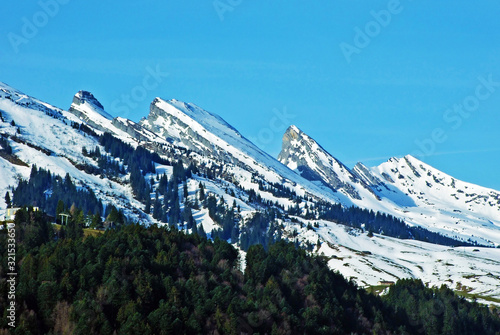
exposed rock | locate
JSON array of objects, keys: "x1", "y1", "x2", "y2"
[
  {"x1": 278, "y1": 125, "x2": 379, "y2": 200},
  {"x1": 68, "y1": 91, "x2": 112, "y2": 132}
]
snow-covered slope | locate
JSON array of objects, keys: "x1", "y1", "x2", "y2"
[
  {"x1": 361, "y1": 155, "x2": 500, "y2": 247},
  {"x1": 139, "y1": 98, "x2": 342, "y2": 204},
  {"x1": 69, "y1": 90, "x2": 113, "y2": 122},
  {"x1": 277, "y1": 125, "x2": 500, "y2": 246},
  {"x1": 2, "y1": 81, "x2": 500, "y2": 306},
  {"x1": 67, "y1": 90, "x2": 165, "y2": 146},
  {"x1": 0, "y1": 83, "x2": 151, "y2": 222},
  {"x1": 288, "y1": 216, "x2": 500, "y2": 307},
  {"x1": 278, "y1": 125, "x2": 378, "y2": 200}
]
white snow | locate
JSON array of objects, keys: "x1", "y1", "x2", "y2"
[
  {"x1": 2, "y1": 81, "x2": 500, "y2": 306},
  {"x1": 284, "y1": 216, "x2": 500, "y2": 306}
]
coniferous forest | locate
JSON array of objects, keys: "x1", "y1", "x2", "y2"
[{"x1": 1, "y1": 211, "x2": 499, "y2": 335}]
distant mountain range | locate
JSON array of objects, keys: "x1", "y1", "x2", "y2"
[{"x1": 1, "y1": 82, "x2": 499, "y2": 306}]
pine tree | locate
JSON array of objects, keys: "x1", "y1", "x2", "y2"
[
  {"x1": 56, "y1": 200, "x2": 65, "y2": 217},
  {"x1": 199, "y1": 182, "x2": 205, "y2": 201},
  {"x1": 5, "y1": 191, "x2": 11, "y2": 208},
  {"x1": 106, "y1": 206, "x2": 123, "y2": 225},
  {"x1": 198, "y1": 223, "x2": 207, "y2": 239},
  {"x1": 191, "y1": 219, "x2": 198, "y2": 235},
  {"x1": 91, "y1": 212, "x2": 103, "y2": 229},
  {"x1": 144, "y1": 196, "x2": 151, "y2": 214},
  {"x1": 183, "y1": 182, "x2": 188, "y2": 199}
]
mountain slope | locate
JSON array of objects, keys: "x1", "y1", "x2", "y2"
[
  {"x1": 67, "y1": 90, "x2": 166, "y2": 146},
  {"x1": 0, "y1": 83, "x2": 151, "y2": 222},
  {"x1": 139, "y1": 98, "x2": 343, "y2": 205},
  {"x1": 277, "y1": 125, "x2": 500, "y2": 247},
  {"x1": 1, "y1": 81, "x2": 500, "y2": 306},
  {"x1": 361, "y1": 155, "x2": 500, "y2": 246},
  {"x1": 278, "y1": 125, "x2": 378, "y2": 200}
]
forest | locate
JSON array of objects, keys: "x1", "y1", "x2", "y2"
[{"x1": 0, "y1": 210, "x2": 499, "y2": 334}]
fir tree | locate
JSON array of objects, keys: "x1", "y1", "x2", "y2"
[
  {"x1": 4, "y1": 191, "x2": 11, "y2": 209},
  {"x1": 198, "y1": 223, "x2": 207, "y2": 239},
  {"x1": 199, "y1": 182, "x2": 205, "y2": 201},
  {"x1": 144, "y1": 196, "x2": 151, "y2": 214},
  {"x1": 183, "y1": 181, "x2": 188, "y2": 199},
  {"x1": 91, "y1": 212, "x2": 103, "y2": 229}
]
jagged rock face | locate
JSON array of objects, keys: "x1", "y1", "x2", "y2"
[
  {"x1": 278, "y1": 125, "x2": 365, "y2": 200},
  {"x1": 112, "y1": 118, "x2": 155, "y2": 143},
  {"x1": 142, "y1": 98, "x2": 229, "y2": 160},
  {"x1": 71, "y1": 91, "x2": 105, "y2": 111},
  {"x1": 68, "y1": 91, "x2": 113, "y2": 132},
  {"x1": 352, "y1": 162, "x2": 385, "y2": 190}
]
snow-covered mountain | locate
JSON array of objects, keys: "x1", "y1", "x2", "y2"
[
  {"x1": 357, "y1": 155, "x2": 500, "y2": 247},
  {"x1": 1, "y1": 82, "x2": 500, "y2": 306},
  {"x1": 138, "y1": 97, "x2": 342, "y2": 205},
  {"x1": 278, "y1": 125, "x2": 378, "y2": 200},
  {"x1": 278, "y1": 125, "x2": 500, "y2": 247},
  {"x1": 68, "y1": 90, "x2": 165, "y2": 145}
]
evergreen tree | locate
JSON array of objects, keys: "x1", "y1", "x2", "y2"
[
  {"x1": 56, "y1": 200, "x2": 65, "y2": 215},
  {"x1": 91, "y1": 212, "x2": 103, "y2": 229},
  {"x1": 4, "y1": 191, "x2": 11, "y2": 208},
  {"x1": 183, "y1": 181, "x2": 188, "y2": 199},
  {"x1": 199, "y1": 182, "x2": 205, "y2": 201},
  {"x1": 63, "y1": 210, "x2": 83, "y2": 240},
  {"x1": 144, "y1": 196, "x2": 151, "y2": 214},
  {"x1": 106, "y1": 206, "x2": 124, "y2": 226},
  {"x1": 198, "y1": 223, "x2": 207, "y2": 239},
  {"x1": 152, "y1": 198, "x2": 162, "y2": 220}
]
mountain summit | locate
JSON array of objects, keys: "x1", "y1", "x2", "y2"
[
  {"x1": 278, "y1": 125, "x2": 375, "y2": 200},
  {"x1": 68, "y1": 90, "x2": 113, "y2": 132},
  {"x1": 2, "y1": 82, "x2": 500, "y2": 304},
  {"x1": 278, "y1": 126, "x2": 500, "y2": 246}
]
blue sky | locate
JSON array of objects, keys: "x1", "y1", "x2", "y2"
[{"x1": 1, "y1": 1, "x2": 499, "y2": 190}]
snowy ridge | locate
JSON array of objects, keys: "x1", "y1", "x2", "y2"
[
  {"x1": 0, "y1": 82, "x2": 66, "y2": 120},
  {"x1": 278, "y1": 125, "x2": 378, "y2": 201},
  {"x1": 2, "y1": 81, "x2": 500, "y2": 306},
  {"x1": 140, "y1": 98, "x2": 343, "y2": 204},
  {"x1": 68, "y1": 91, "x2": 138, "y2": 144},
  {"x1": 365, "y1": 155, "x2": 500, "y2": 246},
  {"x1": 277, "y1": 124, "x2": 500, "y2": 246},
  {"x1": 71, "y1": 90, "x2": 113, "y2": 120},
  {"x1": 0, "y1": 83, "x2": 152, "y2": 222}
]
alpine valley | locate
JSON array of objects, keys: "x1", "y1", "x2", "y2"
[{"x1": 1, "y1": 80, "x2": 500, "y2": 313}]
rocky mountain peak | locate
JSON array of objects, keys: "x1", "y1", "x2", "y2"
[
  {"x1": 68, "y1": 90, "x2": 113, "y2": 123},
  {"x1": 67, "y1": 90, "x2": 116, "y2": 133},
  {"x1": 278, "y1": 125, "x2": 375, "y2": 200},
  {"x1": 283, "y1": 124, "x2": 300, "y2": 139},
  {"x1": 72, "y1": 91, "x2": 106, "y2": 114}
]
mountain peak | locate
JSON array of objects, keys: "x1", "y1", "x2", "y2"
[
  {"x1": 69, "y1": 90, "x2": 112, "y2": 120},
  {"x1": 72, "y1": 91, "x2": 108, "y2": 116},
  {"x1": 286, "y1": 124, "x2": 301, "y2": 134},
  {"x1": 278, "y1": 126, "x2": 376, "y2": 200},
  {"x1": 281, "y1": 125, "x2": 301, "y2": 146},
  {"x1": 68, "y1": 90, "x2": 115, "y2": 132}
]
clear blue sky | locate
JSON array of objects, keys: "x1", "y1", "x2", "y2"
[{"x1": 1, "y1": 1, "x2": 499, "y2": 190}]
